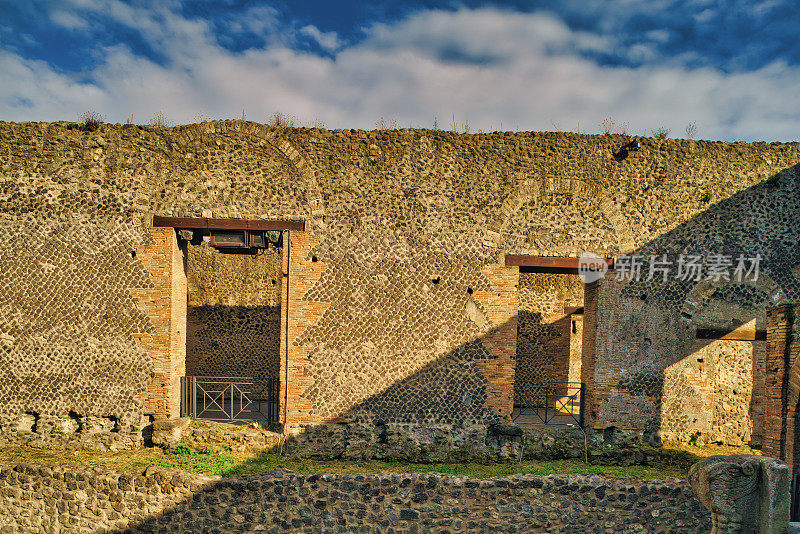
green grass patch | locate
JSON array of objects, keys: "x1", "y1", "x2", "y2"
[
  {"x1": 0, "y1": 443, "x2": 727, "y2": 480},
  {"x1": 128, "y1": 449, "x2": 688, "y2": 479},
  {"x1": 130, "y1": 446, "x2": 238, "y2": 475}
]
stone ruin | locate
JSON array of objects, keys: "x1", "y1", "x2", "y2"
[
  {"x1": 0, "y1": 120, "x2": 798, "y2": 464},
  {"x1": 689, "y1": 454, "x2": 790, "y2": 534}
]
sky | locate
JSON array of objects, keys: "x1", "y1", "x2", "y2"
[{"x1": 1, "y1": 0, "x2": 799, "y2": 141}]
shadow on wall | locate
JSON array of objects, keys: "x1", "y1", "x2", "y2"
[
  {"x1": 120, "y1": 164, "x2": 800, "y2": 531},
  {"x1": 120, "y1": 311, "x2": 723, "y2": 532},
  {"x1": 179, "y1": 164, "x2": 800, "y2": 457},
  {"x1": 186, "y1": 305, "x2": 281, "y2": 382},
  {"x1": 275, "y1": 154, "x2": 798, "y2": 452},
  {"x1": 292, "y1": 311, "x2": 517, "y2": 432},
  {"x1": 183, "y1": 238, "x2": 284, "y2": 392},
  {"x1": 590, "y1": 162, "x2": 800, "y2": 448},
  {"x1": 288, "y1": 161, "x2": 799, "y2": 452},
  {"x1": 516, "y1": 310, "x2": 574, "y2": 386},
  {"x1": 123, "y1": 315, "x2": 581, "y2": 532}
]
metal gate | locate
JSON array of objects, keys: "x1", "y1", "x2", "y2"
[
  {"x1": 180, "y1": 376, "x2": 279, "y2": 424},
  {"x1": 513, "y1": 381, "x2": 584, "y2": 426}
]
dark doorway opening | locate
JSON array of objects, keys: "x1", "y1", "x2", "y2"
[
  {"x1": 178, "y1": 226, "x2": 284, "y2": 424},
  {"x1": 513, "y1": 263, "x2": 586, "y2": 425}
]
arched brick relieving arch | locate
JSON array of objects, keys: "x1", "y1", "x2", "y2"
[
  {"x1": 173, "y1": 122, "x2": 326, "y2": 228},
  {"x1": 680, "y1": 275, "x2": 786, "y2": 323},
  {"x1": 483, "y1": 173, "x2": 629, "y2": 259}
]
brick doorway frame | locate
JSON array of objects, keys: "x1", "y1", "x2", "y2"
[
  {"x1": 503, "y1": 256, "x2": 613, "y2": 428},
  {"x1": 137, "y1": 216, "x2": 304, "y2": 420}
]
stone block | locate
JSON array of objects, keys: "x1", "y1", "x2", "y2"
[
  {"x1": 33, "y1": 414, "x2": 79, "y2": 435},
  {"x1": 82, "y1": 416, "x2": 116, "y2": 434},
  {"x1": 151, "y1": 417, "x2": 191, "y2": 447},
  {"x1": 11, "y1": 413, "x2": 36, "y2": 433},
  {"x1": 689, "y1": 454, "x2": 790, "y2": 534}
]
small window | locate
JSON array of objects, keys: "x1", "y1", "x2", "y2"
[
  {"x1": 248, "y1": 231, "x2": 265, "y2": 248},
  {"x1": 210, "y1": 231, "x2": 247, "y2": 247}
]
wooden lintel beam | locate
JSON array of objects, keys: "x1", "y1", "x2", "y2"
[
  {"x1": 153, "y1": 216, "x2": 305, "y2": 232},
  {"x1": 695, "y1": 328, "x2": 766, "y2": 341},
  {"x1": 564, "y1": 306, "x2": 584, "y2": 316},
  {"x1": 505, "y1": 255, "x2": 614, "y2": 270}
]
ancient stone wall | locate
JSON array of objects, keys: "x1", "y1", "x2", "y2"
[
  {"x1": 0, "y1": 210, "x2": 155, "y2": 428},
  {"x1": 186, "y1": 241, "x2": 283, "y2": 307},
  {"x1": 186, "y1": 307, "x2": 280, "y2": 381},
  {"x1": 0, "y1": 462, "x2": 711, "y2": 533},
  {"x1": 659, "y1": 339, "x2": 763, "y2": 446},
  {"x1": 592, "y1": 159, "x2": 800, "y2": 444},
  {"x1": 1, "y1": 120, "x2": 798, "y2": 440}
]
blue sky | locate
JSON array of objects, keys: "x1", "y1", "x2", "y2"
[{"x1": 1, "y1": 0, "x2": 799, "y2": 141}]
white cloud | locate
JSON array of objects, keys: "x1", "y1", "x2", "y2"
[
  {"x1": 0, "y1": 50, "x2": 109, "y2": 120},
  {"x1": 2, "y1": 6, "x2": 799, "y2": 141},
  {"x1": 626, "y1": 43, "x2": 659, "y2": 63},
  {"x1": 49, "y1": 9, "x2": 91, "y2": 31},
  {"x1": 299, "y1": 25, "x2": 341, "y2": 52},
  {"x1": 645, "y1": 30, "x2": 670, "y2": 43},
  {"x1": 365, "y1": 9, "x2": 612, "y2": 63},
  {"x1": 693, "y1": 9, "x2": 715, "y2": 23},
  {"x1": 235, "y1": 6, "x2": 283, "y2": 37}
]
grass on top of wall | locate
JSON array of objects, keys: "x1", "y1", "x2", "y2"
[
  {"x1": 220, "y1": 453, "x2": 690, "y2": 480},
  {"x1": 0, "y1": 444, "x2": 707, "y2": 480}
]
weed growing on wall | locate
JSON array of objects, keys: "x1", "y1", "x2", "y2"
[
  {"x1": 376, "y1": 117, "x2": 398, "y2": 130},
  {"x1": 268, "y1": 111, "x2": 323, "y2": 128},
  {"x1": 148, "y1": 111, "x2": 172, "y2": 127},
  {"x1": 447, "y1": 113, "x2": 471, "y2": 133},
  {"x1": 79, "y1": 110, "x2": 103, "y2": 132},
  {"x1": 600, "y1": 117, "x2": 628, "y2": 135},
  {"x1": 192, "y1": 112, "x2": 212, "y2": 123},
  {"x1": 685, "y1": 121, "x2": 698, "y2": 139},
  {"x1": 651, "y1": 126, "x2": 671, "y2": 139},
  {"x1": 269, "y1": 111, "x2": 295, "y2": 127}
]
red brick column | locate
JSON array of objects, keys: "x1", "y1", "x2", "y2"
[
  {"x1": 763, "y1": 304, "x2": 800, "y2": 471},
  {"x1": 279, "y1": 231, "x2": 330, "y2": 429},
  {"x1": 789, "y1": 348, "x2": 800, "y2": 473},
  {"x1": 130, "y1": 226, "x2": 187, "y2": 419},
  {"x1": 474, "y1": 263, "x2": 519, "y2": 419},
  {"x1": 580, "y1": 279, "x2": 599, "y2": 427}
]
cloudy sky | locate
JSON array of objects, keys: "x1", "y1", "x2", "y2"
[{"x1": 1, "y1": 0, "x2": 799, "y2": 141}]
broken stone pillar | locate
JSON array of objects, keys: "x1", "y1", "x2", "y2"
[{"x1": 688, "y1": 455, "x2": 790, "y2": 534}]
